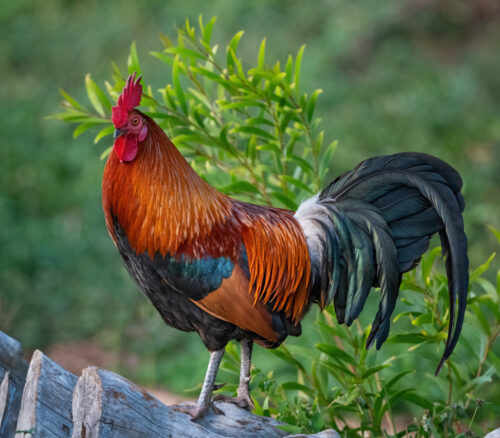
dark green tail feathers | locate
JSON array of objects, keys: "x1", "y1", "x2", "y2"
[{"x1": 294, "y1": 152, "x2": 468, "y2": 375}]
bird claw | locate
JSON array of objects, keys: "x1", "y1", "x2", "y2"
[
  {"x1": 172, "y1": 401, "x2": 225, "y2": 421},
  {"x1": 213, "y1": 390, "x2": 255, "y2": 411}
]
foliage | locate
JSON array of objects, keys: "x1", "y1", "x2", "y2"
[
  {"x1": 50, "y1": 13, "x2": 500, "y2": 437},
  {"x1": 52, "y1": 16, "x2": 335, "y2": 211}
]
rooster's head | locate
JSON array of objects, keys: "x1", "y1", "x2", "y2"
[{"x1": 111, "y1": 73, "x2": 148, "y2": 163}]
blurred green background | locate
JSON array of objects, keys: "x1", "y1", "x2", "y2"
[{"x1": 1, "y1": 0, "x2": 499, "y2": 398}]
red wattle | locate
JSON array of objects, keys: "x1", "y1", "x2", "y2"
[{"x1": 114, "y1": 135, "x2": 138, "y2": 162}]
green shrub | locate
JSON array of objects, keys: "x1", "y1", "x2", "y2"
[
  {"x1": 54, "y1": 16, "x2": 499, "y2": 437},
  {"x1": 218, "y1": 244, "x2": 500, "y2": 437},
  {"x1": 52, "y1": 16, "x2": 334, "y2": 210}
]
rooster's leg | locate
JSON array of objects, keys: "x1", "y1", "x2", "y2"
[
  {"x1": 172, "y1": 347, "x2": 225, "y2": 421},
  {"x1": 214, "y1": 338, "x2": 255, "y2": 410}
]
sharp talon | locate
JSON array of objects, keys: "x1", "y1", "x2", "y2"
[
  {"x1": 213, "y1": 393, "x2": 254, "y2": 411},
  {"x1": 212, "y1": 382, "x2": 226, "y2": 391},
  {"x1": 211, "y1": 403, "x2": 225, "y2": 416},
  {"x1": 172, "y1": 401, "x2": 224, "y2": 421}
]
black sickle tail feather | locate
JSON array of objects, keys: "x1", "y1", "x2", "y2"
[{"x1": 297, "y1": 153, "x2": 468, "y2": 374}]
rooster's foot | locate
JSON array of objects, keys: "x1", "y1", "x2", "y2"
[
  {"x1": 213, "y1": 380, "x2": 255, "y2": 411},
  {"x1": 172, "y1": 401, "x2": 224, "y2": 421}
]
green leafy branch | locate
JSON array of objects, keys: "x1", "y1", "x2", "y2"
[{"x1": 52, "y1": 16, "x2": 337, "y2": 209}]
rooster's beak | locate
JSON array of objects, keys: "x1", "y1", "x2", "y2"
[{"x1": 113, "y1": 128, "x2": 128, "y2": 140}]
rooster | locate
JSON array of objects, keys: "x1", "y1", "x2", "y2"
[{"x1": 103, "y1": 74, "x2": 468, "y2": 420}]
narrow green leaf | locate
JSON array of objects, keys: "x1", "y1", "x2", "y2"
[
  {"x1": 246, "y1": 135, "x2": 257, "y2": 163},
  {"x1": 228, "y1": 30, "x2": 244, "y2": 55},
  {"x1": 389, "y1": 388, "x2": 416, "y2": 405},
  {"x1": 361, "y1": 364, "x2": 389, "y2": 379},
  {"x1": 270, "y1": 192, "x2": 298, "y2": 210},
  {"x1": 401, "y1": 392, "x2": 434, "y2": 410},
  {"x1": 314, "y1": 130, "x2": 324, "y2": 155},
  {"x1": 288, "y1": 154, "x2": 315, "y2": 173},
  {"x1": 59, "y1": 88, "x2": 86, "y2": 111},
  {"x1": 93, "y1": 125, "x2": 114, "y2": 144},
  {"x1": 165, "y1": 47, "x2": 204, "y2": 60},
  {"x1": 285, "y1": 55, "x2": 294, "y2": 83},
  {"x1": 227, "y1": 31, "x2": 244, "y2": 70},
  {"x1": 455, "y1": 373, "x2": 493, "y2": 400},
  {"x1": 218, "y1": 125, "x2": 232, "y2": 151},
  {"x1": 385, "y1": 370, "x2": 415, "y2": 392},
  {"x1": 281, "y1": 382, "x2": 315, "y2": 396},
  {"x1": 269, "y1": 346, "x2": 306, "y2": 373},
  {"x1": 474, "y1": 277, "x2": 497, "y2": 298},
  {"x1": 220, "y1": 181, "x2": 260, "y2": 195},
  {"x1": 411, "y1": 313, "x2": 433, "y2": 327},
  {"x1": 471, "y1": 303, "x2": 491, "y2": 336},
  {"x1": 197, "y1": 14, "x2": 205, "y2": 37},
  {"x1": 421, "y1": 246, "x2": 442, "y2": 283},
  {"x1": 232, "y1": 126, "x2": 274, "y2": 141},
  {"x1": 257, "y1": 143, "x2": 281, "y2": 155},
  {"x1": 187, "y1": 88, "x2": 211, "y2": 110},
  {"x1": 277, "y1": 425, "x2": 302, "y2": 434},
  {"x1": 159, "y1": 33, "x2": 172, "y2": 48},
  {"x1": 100, "y1": 145, "x2": 113, "y2": 160},
  {"x1": 85, "y1": 74, "x2": 107, "y2": 116},
  {"x1": 386, "y1": 333, "x2": 438, "y2": 344},
  {"x1": 294, "y1": 44, "x2": 305, "y2": 92},
  {"x1": 173, "y1": 57, "x2": 187, "y2": 114},
  {"x1": 150, "y1": 51, "x2": 174, "y2": 65},
  {"x1": 73, "y1": 122, "x2": 99, "y2": 138},
  {"x1": 247, "y1": 117, "x2": 274, "y2": 127},
  {"x1": 315, "y1": 343, "x2": 357, "y2": 366},
  {"x1": 281, "y1": 175, "x2": 314, "y2": 194},
  {"x1": 318, "y1": 359, "x2": 355, "y2": 377},
  {"x1": 257, "y1": 38, "x2": 266, "y2": 70},
  {"x1": 48, "y1": 111, "x2": 91, "y2": 122},
  {"x1": 127, "y1": 41, "x2": 141, "y2": 74},
  {"x1": 319, "y1": 140, "x2": 338, "y2": 179},
  {"x1": 202, "y1": 16, "x2": 216, "y2": 44},
  {"x1": 185, "y1": 17, "x2": 196, "y2": 39},
  {"x1": 219, "y1": 99, "x2": 265, "y2": 111},
  {"x1": 488, "y1": 225, "x2": 500, "y2": 243},
  {"x1": 470, "y1": 252, "x2": 496, "y2": 282},
  {"x1": 306, "y1": 88, "x2": 323, "y2": 122},
  {"x1": 191, "y1": 66, "x2": 225, "y2": 83}
]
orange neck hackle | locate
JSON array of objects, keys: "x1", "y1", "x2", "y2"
[{"x1": 103, "y1": 114, "x2": 233, "y2": 259}]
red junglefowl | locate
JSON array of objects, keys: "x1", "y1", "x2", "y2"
[{"x1": 102, "y1": 74, "x2": 468, "y2": 420}]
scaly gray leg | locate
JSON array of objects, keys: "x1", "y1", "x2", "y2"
[
  {"x1": 172, "y1": 348, "x2": 225, "y2": 421},
  {"x1": 214, "y1": 338, "x2": 255, "y2": 410}
]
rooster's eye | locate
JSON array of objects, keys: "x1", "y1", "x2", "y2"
[{"x1": 132, "y1": 118, "x2": 140, "y2": 126}]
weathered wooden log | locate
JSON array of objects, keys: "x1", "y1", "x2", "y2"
[
  {"x1": 72, "y1": 366, "x2": 287, "y2": 438},
  {"x1": 15, "y1": 350, "x2": 77, "y2": 438},
  {"x1": 0, "y1": 372, "x2": 12, "y2": 434},
  {"x1": 2, "y1": 331, "x2": 339, "y2": 437},
  {"x1": 0, "y1": 331, "x2": 29, "y2": 437}
]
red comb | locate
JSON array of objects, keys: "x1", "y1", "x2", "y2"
[{"x1": 112, "y1": 73, "x2": 143, "y2": 128}]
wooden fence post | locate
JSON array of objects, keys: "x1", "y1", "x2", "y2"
[
  {"x1": 15, "y1": 350, "x2": 77, "y2": 438},
  {"x1": 0, "y1": 332, "x2": 29, "y2": 437}
]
